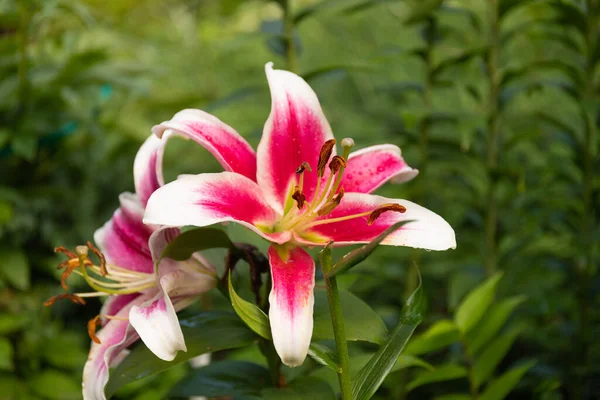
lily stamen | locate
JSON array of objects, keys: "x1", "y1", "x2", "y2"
[{"x1": 367, "y1": 203, "x2": 407, "y2": 225}]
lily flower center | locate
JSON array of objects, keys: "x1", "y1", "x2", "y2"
[{"x1": 274, "y1": 138, "x2": 406, "y2": 240}]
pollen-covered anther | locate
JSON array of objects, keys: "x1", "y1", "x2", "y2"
[
  {"x1": 54, "y1": 246, "x2": 77, "y2": 259},
  {"x1": 295, "y1": 161, "x2": 312, "y2": 174},
  {"x1": 44, "y1": 293, "x2": 86, "y2": 307},
  {"x1": 328, "y1": 155, "x2": 347, "y2": 174},
  {"x1": 317, "y1": 187, "x2": 345, "y2": 216},
  {"x1": 367, "y1": 203, "x2": 407, "y2": 226},
  {"x1": 88, "y1": 315, "x2": 102, "y2": 344},
  {"x1": 292, "y1": 186, "x2": 306, "y2": 209},
  {"x1": 87, "y1": 241, "x2": 107, "y2": 276},
  {"x1": 317, "y1": 139, "x2": 336, "y2": 177}
]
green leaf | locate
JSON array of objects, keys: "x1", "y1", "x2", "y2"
[
  {"x1": 352, "y1": 268, "x2": 424, "y2": 400},
  {"x1": 308, "y1": 343, "x2": 340, "y2": 372},
  {"x1": 29, "y1": 370, "x2": 80, "y2": 400},
  {"x1": 0, "y1": 337, "x2": 14, "y2": 371},
  {"x1": 313, "y1": 287, "x2": 388, "y2": 344},
  {"x1": 404, "y1": 320, "x2": 460, "y2": 355},
  {"x1": 467, "y1": 296, "x2": 526, "y2": 354},
  {"x1": 473, "y1": 328, "x2": 522, "y2": 388},
  {"x1": 229, "y1": 272, "x2": 272, "y2": 340},
  {"x1": 434, "y1": 395, "x2": 472, "y2": 400},
  {"x1": 105, "y1": 311, "x2": 257, "y2": 397},
  {"x1": 326, "y1": 221, "x2": 412, "y2": 277},
  {"x1": 479, "y1": 361, "x2": 536, "y2": 400},
  {"x1": 11, "y1": 134, "x2": 37, "y2": 161},
  {"x1": 169, "y1": 361, "x2": 269, "y2": 398},
  {"x1": 407, "y1": 364, "x2": 469, "y2": 392},
  {"x1": 262, "y1": 376, "x2": 336, "y2": 400},
  {"x1": 0, "y1": 313, "x2": 27, "y2": 335},
  {"x1": 160, "y1": 227, "x2": 234, "y2": 262},
  {"x1": 454, "y1": 272, "x2": 503, "y2": 333},
  {"x1": 0, "y1": 248, "x2": 30, "y2": 291}
]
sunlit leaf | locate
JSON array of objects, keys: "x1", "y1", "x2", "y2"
[
  {"x1": 473, "y1": 328, "x2": 522, "y2": 388},
  {"x1": 407, "y1": 364, "x2": 469, "y2": 392},
  {"x1": 454, "y1": 272, "x2": 503, "y2": 333},
  {"x1": 479, "y1": 361, "x2": 536, "y2": 400},
  {"x1": 229, "y1": 272, "x2": 272, "y2": 340},
  {"x1": 308, "y1": 343, "x2": 340, "y2": 372},
  {"x1": 404, "y1": 320, "x2": 460, "y2": 355}
]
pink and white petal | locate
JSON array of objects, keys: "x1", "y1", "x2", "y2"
[
  {"x1": 257, "y1": 63, "x2": 335, "y2": 213},
  {"x1": 305, "y1": 193, "x2": 456, "y2": 251},
  {"x1": 82, "y1": 295, "x2": 144, "y2": 400},
  {"x1": 268, "y1": 245, "x2": 315, "y2": 367},
  {"x1": 99, "y1": 294, "x2": 139, "y2": 327},
  {"x1": 152, "y1": 109, "x2": 257, "y2": 181},
  {"x1": 133, "y1": 134, "x2": 168, "y2": 207},
  {"x1": 94, "y1": 193, "x2": 154, "y2": 274},
  {"x1": 144, "y1": 172, "x2": 291, "y2": 244},
  {"x1": 340, "y1": 145, "x2": 419, "y2": 194}
]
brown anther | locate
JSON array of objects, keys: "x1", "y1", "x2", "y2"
[
  {"x1": 295, "y1": 161, "x2": 312, "y2": 174},
  {"x1": 60, "y1": 260, "x2": 81, "y2": 290},
  {"x1": 88, "y1": 316, "x2": 102, "y2": 344},
  {"x1": 317, "y1": 188, "x2": 345, "y2": 216},
  {"x1": 44, "y1": 293, "x2": 86, "y2": 307},
  {"x1": 367, "y1": 203, "x2": 407, "y2": 226},
  {"x1": 292, "y1": 186, "x2": 306, "y2": 209},
  {"x1": 317, "y1": 139, "x2": 336, "y2": 177},
  {"x1": 87, "y1": 241, "x2": 107, "y2": 276},
  {"x1": 328, "y1": 155, "x2": 347, "y2": 174},
  {"x1": 54, "y1": 246, "x2": 77, "y2": 259}
]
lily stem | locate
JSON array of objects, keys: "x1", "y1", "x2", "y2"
[{"x1": 321, "y1": 251, "x2": 352, "y2": 399}]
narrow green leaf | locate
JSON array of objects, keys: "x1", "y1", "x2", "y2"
[
  {"x1": 0, "y1": 248, "x2": 30, "y2": 291},
  {"x1": 351, "y1": 267, "x2": 424, "y2": 400},
  {"x1": 313, "y1": 288, "x2": 388, "y2": 344},
  {"x1": 404, "y1": 320, "x2": 460, "y2": 355},
  {"x1": 308, "y1": 343, "x2": 340, "y2": 372},
  {"x1": 262, "y1": 376, "x2": 336, "y2": 400},
  {"x1": 169, "y1": 361, "x2": 269, "y2": 398},
  {"x1": 229, "y1": 272, "x2": 272, "y2": 340},
  {"x1": 105, "y1": 311, "x2": 257, "y2": 397},
  {"x1": 454, "y1": 272, "x2": 503, "y2": 333},
  {"x1": 479, "y1": 361, "x2": 536, "y2": 400},
  {"x1": 467, "y1": 296, "x2": 526, "y2": 354},
  {"x1": 0, "y1": 337, "x2": 14, "y2": 371},
  {"x1": 326, "y1": 221, "x2": 412, "y2": 278},
  {"x1": 473, "y1": 328, "x2": 522, "y2": 388},
  {"x1": 160, "y1": 227, "x2": 234, "y2": 262},
  {"x1": 407, "y1": 364, "x2": 469, "y2": 392}
]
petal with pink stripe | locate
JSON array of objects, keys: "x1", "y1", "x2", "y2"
[
  {"x1": 268, "y1": 245, "x2": 315, "y2": 367},
  {"x1": 144, "y1": 172, "x2": 291, "y2": 244},
  {"x1": 152, "y1": 109, "x2": 257, "y2": 181},
  {"x1": 340, "y1": 144, "x2": 419, "y2": 193},
  {"x1": 133, "y1": 134, "x2": 167, "y2": 207},
  {"x1": 305, "y1": 193, "x2": 456, "y2": 251},
  {"x1": 257, "y1": 63, "x2": 335, "y2": 213}
]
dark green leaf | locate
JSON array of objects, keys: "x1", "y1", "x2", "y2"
[
  {"x1": 262, "y1": 377, "x2": 336, "y2": 400},
  {"x1": 0, "y1": 337, "x2": 14, "y2": 371},
  {"x1": 407, "y1": 364, "x2": 469, "y2": 392},
  {"x1": 29, "y1": 370, "x2": 80, "y2": 400},
  {"x1": 352, "y1": 268, "x2": 424, "y2": 400},
  {"x1": 473, "y1": 328, "x2": 522, "y2": 388},
  {"x1": 229, "y1": 272, "x2": 272, "y2": 340},
  {"x1": 0, "y1": 248, "x2": 30, "y2": 291},
  {"x1": 308, "y1": 343, "x2": 340, "y2": 372},
  {"x1": 160, "y1": 227, "x2": 234, "y2": 262},
  {"x1": 454, "y1": 272, "x2": 503, "y2": 333},
  {"x1": 105, "y1": 311, "x2": 257, "y2": 397},
  {"x1": 479, "y1": 361, "x2": 536, "y2": 400},
  {"x1": 169, "y1": 361, "x2": 269, "y2": 397},
  {"x1": 404, "y1": 320, "x2": 460, "y2": 355}
]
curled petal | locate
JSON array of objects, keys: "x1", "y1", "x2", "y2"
[
  {"x1": 340, "y1": 145, "x2": 418, "y2": 194},
  {"x1": 144, "y1": 172, "x2": 291, "y2": 244},
  {"x1": 133, "y1": 134, "x2": 168, "y2": 207},
  {"x1": 257, "y1": 62, "x2": 335, "y2": 213},
  {"x1": 268, "y1": 246, "x2": 315, "y2": 367},
  {"x1": 94, "y1": 193, "x2": 154, "y2": 274},
  {"x1": 304, "y1": 193, "x2": 456, "y2": 251},
  {"x1": 152, "y1": 109, "x2": 257, "y2": 181}
]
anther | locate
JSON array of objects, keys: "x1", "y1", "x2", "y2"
[
  {"x1": 328, "y1": 155, "x2": 347, "y2": 174},
  {"x1": 295, "y1": 161, "x2": 312, "y2": 174},
  {"x1": 317, "y1": 139, "x2": 336, "y2": 177},
  {"x1": 44, "y1": 293, "x2": 86, "y2": 307},
  {"x1": 367, "y1": 203, "x2": 407, "y2": 226},
  {"x1": 292, "y1": 186, "x2": 306, "y2": 209},
  {"x1": 88, "y1": 315, "x2": 102, "y2": 344},
  {"x1": 54, "y1": 246, "x2": 77, "y2": 259},
  {"x1": 87, "y1": 241, "x2": 107, "y2": 276},
  {"x1": 317, "y1": 187, "x2": 345, "y2": 216}
]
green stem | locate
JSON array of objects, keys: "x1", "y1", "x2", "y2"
[
  {"x1": 484, "y1": 0, "x2": 500, "y2": 276},
  {"x1": 283, "y1": 0, "x2": 299, "y2": 73},
  {"x1": 320, "y1": 249, "x2": 352, "y2": 399},
  {"x1": 462, "y1": 338, "x2": 479, "y2": 400}
]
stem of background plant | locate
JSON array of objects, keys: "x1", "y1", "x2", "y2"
[
  {"x1": 484, "y1": 0, "x2": 500, "y2": 276},
  {"x1": 283, "y1": 0, "x2": 299, "y2": 74},
  {"x1": 320, "y1": 250, "x2": 352, "y2": 399},
  {"x1": 17, "y1": 4, "x2": 31, "y2": 116},
  {"x1": 462, "y1": 338, "x2": 480, "y2": 400}
]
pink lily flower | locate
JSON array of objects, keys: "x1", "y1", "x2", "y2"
[
  {"x1": 143, "y1": 63, "x2": 456, "y2": 367},
  {"x1": 47, "y1": 135, "x2": 217, "y2": 400}
]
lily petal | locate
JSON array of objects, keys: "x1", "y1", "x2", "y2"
[
  {"x1": 340, "y1": 144, "x2": 419, "y2": 193},
  {"x1": 144, "y1": 172, "x2": 291, "y2": 244},
  {"x1": 152, "y1": 109, "x2": 257, "y2": 181},
  {"x1": 82, "y1": 295, "x2": 143, "y2": 400},
  {"x1": 257, "y1": 62, "x2": 335, "y2": 213},
  {"x1": 94, "y1": 193, "x2": 154, "y2": 274},
  {"x1": 134, "y1": 134, "x2": 167, "y2": 207},
  {"x1": 268, "y1": 245, "x2": 315, "y2": 367},
  {"x1": 305, "y1": 193, "x2": 456, "y2": 251}
]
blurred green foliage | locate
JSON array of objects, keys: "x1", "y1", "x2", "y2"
[{"x1": 0, "y1": 0, "x2": 598, "y2": 399}]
